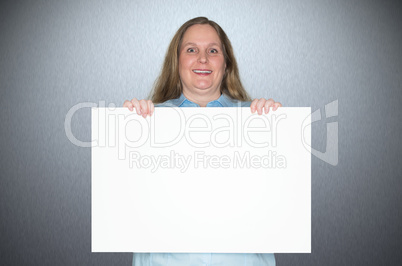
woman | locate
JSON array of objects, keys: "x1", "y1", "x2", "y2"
[{"x1": 124, "y1": 17, "x2": 279, "y2": 266}]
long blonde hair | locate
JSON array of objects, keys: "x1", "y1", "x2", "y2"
[{"x1": 150, "y1": 17, "x2": 251, "y2": 103}]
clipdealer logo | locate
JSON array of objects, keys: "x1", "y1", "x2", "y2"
[
  {"x1": 64, "y1": 100, "x2": 338, "y2": 169},
  {"x1": 301, "y1": 100, "x2": 338, "y2": 166}
]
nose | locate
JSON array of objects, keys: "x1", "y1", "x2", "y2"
[{"x1": 198, "y1": 51, "x2": 208, "y2": 63}]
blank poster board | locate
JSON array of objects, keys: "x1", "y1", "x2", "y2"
[{"x1": 91, "y1": 107, "x2": 311, "y2": 253}]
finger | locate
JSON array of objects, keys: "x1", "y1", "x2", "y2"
[
  {"x1": 131, "y1": 98, "x2": 141, "y2": 115},
  {"x1": 123, "y1": 100, "x2": 134, "y2": 111},
  {"x1": 256, "y1": 98, "x2": 266, "y2": 115},
  {"x1": 273, "y1": 102, "x2": 282, "y2": 111},
  {"x1": 146, "y1": 100, "x2": 153, "y2": 117},
  {"x1": 263, "y1": 98, "x2": 275, "y2": 114},
  {"x1": 250, "y1": 99, "x2": 259, "y2": 113},
  {"x1": 149, "y1": 100, "x2": 155, "y2": 116},
  {"x1": 139, "y1": 100, "x2": 149, "y2": 118}
]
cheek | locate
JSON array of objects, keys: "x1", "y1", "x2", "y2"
[
  {"x1": 179, "y1": 55, "x2": 193, "y2": 69},
  {"x1": 214, "y1": 58, "x2": 226, "y2": 72},
  {"x1": 179, "y1": 60, "x2": 188, "y2": 78},
  {"x1": 178, "y1": 57, "x2": 184, "y2": 70}
]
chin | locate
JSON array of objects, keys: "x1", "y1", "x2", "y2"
[
  {"x1": 194, "y1": 82, "x2": 213, "y2": 90},
  {"x1": 194, "y1": 87, "x2": 214, "y2": 93}
]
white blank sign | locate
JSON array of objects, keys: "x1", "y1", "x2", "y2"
[{"x1": 91, "y1": 107, "x2": 311, "y2": 253}]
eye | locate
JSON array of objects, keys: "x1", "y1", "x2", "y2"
[
  {"x1": 209, "y1": 48, "x2": 218, "y2": 54},
  {"x1": 187, "y1": 48, "x2": 197, "y2": 53}
]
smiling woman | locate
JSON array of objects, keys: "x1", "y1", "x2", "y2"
[
  {"x1": 123, "y1": 17, "x2": 279, "y2": 266},
  {"x1": 178, "y1": 24, "x2": 227, "y2": 105},
  {"x1": 150, "y1": 16, "x2": 250, "y2": 106}
]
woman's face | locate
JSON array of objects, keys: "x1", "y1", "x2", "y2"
[{"x1": 179, "y1": 24, "x2": 226, "y2": 101}]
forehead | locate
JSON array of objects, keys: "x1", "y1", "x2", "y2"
[{"x1": 181, "y1": 24, "x2": 222, "y2": 46}]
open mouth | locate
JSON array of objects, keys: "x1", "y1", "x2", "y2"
[{"x1": 192, "y1": 69, "x2": 212, "y2": 74}]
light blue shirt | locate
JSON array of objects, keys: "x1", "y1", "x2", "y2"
[
  {"x1": 133, "y1": 93, "x2": 275, "y2": 266},
  {"x1": 155, "y1": 93, "x2": 251, "y2": 108}
]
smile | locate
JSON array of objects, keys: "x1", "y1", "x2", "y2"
[{"x1": 193, "y1": 70, "x2": 212, "y2": 74}]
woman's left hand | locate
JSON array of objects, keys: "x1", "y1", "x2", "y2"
[{"x1": 250, "y1": 98, "x2": 282, "y2": 115}]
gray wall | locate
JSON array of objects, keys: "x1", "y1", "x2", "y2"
[{"x1": 1, "y1": 0, "x2": 401, "y2": 265}]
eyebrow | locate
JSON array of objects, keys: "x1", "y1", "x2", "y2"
[{"x1": 182, "y1": 42, "x2": 221, "y2": 47}]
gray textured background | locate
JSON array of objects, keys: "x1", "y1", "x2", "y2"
[{"x1": 1, "y1": 0, "x2": 401, "y2": 265}]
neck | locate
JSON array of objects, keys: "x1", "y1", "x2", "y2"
[{"x1": 183, "y1": 90, "x2": 221, "y2": 107}]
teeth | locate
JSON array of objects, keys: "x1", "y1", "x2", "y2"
[{"x1": 193, "y1": 70, "x2": 212, "y2": 74}]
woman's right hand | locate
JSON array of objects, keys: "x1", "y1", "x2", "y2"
[{"x1": 123, "y1": 98, "x2": 154, "y2": 118}]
